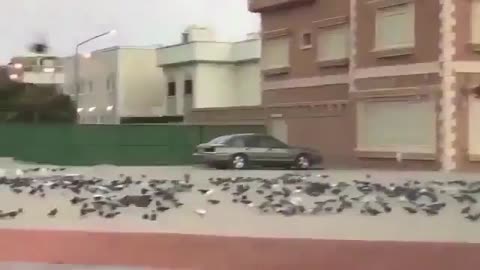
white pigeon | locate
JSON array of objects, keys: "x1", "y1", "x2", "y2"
[
  {"x1": 15, "y1": 169, "x2": 24, "y2": 177},
  {"x1": 39, "y1": 168, "x2": 49, "y2": 176},
  {"x1": 195, "y1": 209, "x2": 207, "y2": 216}
]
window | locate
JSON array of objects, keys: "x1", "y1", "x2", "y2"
[
  {"x1": 261, "y1": 36, "x2": 290, "y2": 70},
  {"x1": 88, "y1": 81, "x2": 93, "y2": 93},
  {"x1": 244, "y1": 136, "x2": 261, "y2": 148},
  {"x1": 168, "y1": 81, "x2": 176, "y2": 97},
  {"x1": 229, "y1": 137, "x2": 246, "y2": 148},
  {"x1": 471, "y1": 0, "x2": 480, "y2": 44},
  {"x1": 182, "y1": 32, "x2": 190, "y2": 43},
  {"x1": 357, "y1": 100, "x2": 435, "y2": 153},
  {"x1": 184, "y1": 79, "x2": 193, "y2": 95},
  {"x1": 259, "y1": 136, "x2": 287, "y2": 148},
  {"x1": 300, "y1": 32, "x2": 312, "y2": 49},
  {"x1": 317, "y1": 25, "x2": 350, "y2": 61},
  {"x1": 375, "y1": 3, "x2": 415, "y2": 50},
  {"x1": 107, "y1": 73, "x2": 116, "y2": 92}
]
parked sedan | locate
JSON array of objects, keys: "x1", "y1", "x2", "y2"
[{"x1": 193, "y1": 133, "x2": 323, "y2": 169}]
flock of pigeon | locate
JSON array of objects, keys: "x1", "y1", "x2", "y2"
[{"x1": 0, "y1": 168, "x2": 480, "y2": 222}]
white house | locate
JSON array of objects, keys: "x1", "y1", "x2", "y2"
[
  {"x1": 63, "y1": 46, "x2": 164, "y2": 124},
  {"x1": 8, "y1": 54, "x2": 64, "y2": 86},
  {"x1": 156, "y1": 26, "x2": 262, "y2": 117}
]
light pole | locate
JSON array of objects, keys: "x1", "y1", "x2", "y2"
[{"x1": 73, "y1": 30, "x2": 116, "y2": 112}]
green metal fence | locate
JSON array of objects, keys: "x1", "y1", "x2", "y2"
[{"x1": 0, "y1": 124, "x2": 265, "y2": 166}]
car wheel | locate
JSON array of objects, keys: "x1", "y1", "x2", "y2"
[
  {"x1": 295, "y1": 154, "x2": 312, "y2": 170},
  {"x1": 230, "y1": 154, "x2": 248, "y2": 170}
]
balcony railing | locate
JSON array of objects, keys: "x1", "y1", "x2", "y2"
[{"x1": 248, "y1": 0, "x2": 315, "y2": 12}]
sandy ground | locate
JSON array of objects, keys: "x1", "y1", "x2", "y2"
[{"x1": 0, "y1": 158, "x2": 480, "y2": 244}]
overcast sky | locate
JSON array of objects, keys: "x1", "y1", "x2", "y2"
[{"x1": 0, "y1": 0, "x2": 260, "y2": 63}]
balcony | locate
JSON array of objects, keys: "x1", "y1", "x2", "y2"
[
  {"x1": 248, "y1": 0, "x2": 315, "y2": 12},
  {"x1": 157, "y1": 40, "x2": 260, "y2": 66}
]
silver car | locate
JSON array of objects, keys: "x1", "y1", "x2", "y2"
[{"x1": 193, "y1": 133, "x2": 323, "y2": 169}]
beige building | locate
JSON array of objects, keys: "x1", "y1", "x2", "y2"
[
  {"x1": 7, "y1": 54, "x2": 64, "y2": 86},
  {"x1": 245, "y1": 0, "x2": 480, "y2": 171},
  {"x1": 63, "y1": 46, "x2": 164, "y2": 124},
  {"x1": 157, "y1": 26, "x2": 262, "y2": 118}
]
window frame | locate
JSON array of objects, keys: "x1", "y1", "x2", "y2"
[
  {"x1": 261, "y1": 32, "x2": 291, "y2": 75},
  {"x1": 299, "y1": 31, "x2": 313, "y2": 50},
  {"x1": 374, "y1": 3, "x2": 415, "y2": 51},
  {"x1": 184, "y1": 79, "x2": 193, "y2": 95},
  {"x1": 356, "y1": 99, "x2": 436, "y2": 155},
  {"x1": 316, "y1": 24, "x2": 350, "y2": 62},
  {"x1": 471, "y1": 0, "x2": 480, "y2": 45},
  {"x1": 167, "y1": 81, "x2": 176, "y2": 97}
]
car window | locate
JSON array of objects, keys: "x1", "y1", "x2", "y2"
[
  {"x1": 208, "y1": 135, "x2": 232, "y2": 144},
  {"x1": 244, "y1": 136, "x2": 261, "y2": 148},
  {"x1": 228, "y1": 136, "x2": 246, "y2": 147},
  {"x1": 259, "y1": 136, "x2": 287, "y2": 148}
]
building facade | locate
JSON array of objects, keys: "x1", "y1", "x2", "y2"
[
  {"x1": 7, "y1": 54, "x2": 64, "y2": 86},
  {"x1": 63, "y1": 47, "x2": 164, "y2": 124},
  {"x1": 157, "y1": 26, "x2": 262, "y2": 119},
  {"x1": 250, "y1": 0, "x2": 480, "y2": 171}
]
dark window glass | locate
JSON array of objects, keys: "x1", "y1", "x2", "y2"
[
  {"x1": 168, "y1": 82, "x2": 176, "y2": 96},
  {"x1": 229, "y1": 137, "x2": 246, "y2": 147},
  {"x1": 244, "y1": 136, "x2": 261, "y2": 148},
  {"x1": 259, "y1": 136, "x2": 287, "y2": 148},
  {"x1": 184, "y1": 79, "x2": 193, "y2": 95},
  {"x1": 302, "y1": 32, "x2": 312, "y2": 47}
]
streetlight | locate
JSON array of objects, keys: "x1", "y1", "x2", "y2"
[{"x1": 73, "y1": 29, "x2": 116, "y2": 112}]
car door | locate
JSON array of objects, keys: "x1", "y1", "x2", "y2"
[
  {"x1": 258, "y1": 136, "x2": 291, "y2": 163},
  {"x1": 243, "y1": 135, "x2": 267, "y2": 162}
]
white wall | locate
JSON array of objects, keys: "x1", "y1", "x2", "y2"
[
  {"x1": 194, "y1": 63, "x2": 237, "y2": 108},
  {"x1": 63, "y1": 49, "x2": 119, "y2": 125},
  {"x1": 234, "y1": 62, "x2": 261, "y2": 106},
  {"x1": 118, "y1": 49, "x2": 164, "y2": 117},
  {"x1": 64, "y1": 47, "x2": 164, "y2": 124},
  {"x1": 163, "y1": 66, "x2": 195, "y2": 115}
]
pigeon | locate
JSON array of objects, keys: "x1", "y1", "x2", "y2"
[
  {"x1": 403, "y1": 206, "x2": 418, "y2": 214},
  {"x1": 466, "y1": 213, "x2": 480, "y2": 222},
  {"x1": 207, "y1": 199, "x2": 220, "y2": 205},
  {"x1": 156, "y1": 206, "x2": 170, "y2": 212},
  {"x1": 195, "y1": 209, "x2": 207, "y2": 217},
  {"x1": 70, "y1": 196, "x2": 88, "y2": 205},
  {"x1": 48, "y1": 208, "x2": 58, "y2": 217},
  {"x1": 104, "y1": 212, "x2": 120, "y2": 219},
  {"x1": 198, "y1": 189, "x2": 214, "y2": 195}
]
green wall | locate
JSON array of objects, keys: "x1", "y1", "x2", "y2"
[{"x1": 0, "y1": 124, "x2": 265, "y2": 166}]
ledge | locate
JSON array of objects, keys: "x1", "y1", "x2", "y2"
[
  {"x1": 317, "y1": 58, "x2": 349, "y2": 68},
  {"x1": 372, "y1": 46, "x2": 414, "y2": 59},
  {"x1": 262, "y1": 66, "x2": 291, "y2": 76},
  {"x1": 368, "y1": 0, "x2": 414, "y2": 9},
  {"x1": 355, "y1": 149, "x2": 436, "y2": 161},
  {"x1": 350, "y1": 85, "x2": 440, "y2": 100},
  {"x1": 467, "y1": 42, "x2": 480, "y2": 53},
  {"x1": 469, "y1": 154, "x2": 480, "y2": 162},
  {"x1": 313, "y1": 16, "x2": 349, "y2": 28},
  {"x1": 262, "y1": 28, "x2": 291, "y2": 39}
]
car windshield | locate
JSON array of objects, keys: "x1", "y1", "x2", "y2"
[{"x1": 208, "y1": 135, "x2": 232, "y2": 145}]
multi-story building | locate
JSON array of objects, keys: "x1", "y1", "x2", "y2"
[
  {"x1": 7, "y1": 54, "x2": 64, "y2": 87},
  {"x1": 157, "y1": 26, "x2": 262, "y2": 120},
  {"x1": 63, "y1": 46, "x2": 164, "y2": 124},
  {"x1": 250, "y1": 0, "x2": 480, "y2": 171}
]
